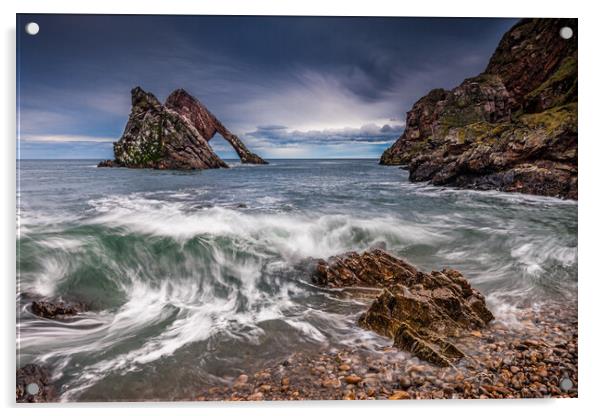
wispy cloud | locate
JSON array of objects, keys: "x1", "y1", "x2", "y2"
[
  {"x1": 245, "y1": 122, "x2": 403, "y2": 146},
  {"x1": 209, "y1": 122, "x2": 401, "y2": 159},
  {"x1": 221, "y1": 69, "x2": 405, "y2": 133},
  {"x1": 19, "y1": 134, "x2": 117, "y2": 143},
  {"x1": 17, "y1": 15, "x2": 517, "y2": 159}
]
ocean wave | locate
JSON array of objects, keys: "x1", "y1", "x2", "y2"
[
  {"x1": 21, "y1": 196, "x2": 411, "y2": 398},
  {"x1": 83, "y1": 194, "x2": 447, "y2": 260},
  {"x1": 16, "y1": 187, "x2": 577, "y2": 400},
  {"x1": 402, "y1": 181, "x2": 578, "y2": 206}
]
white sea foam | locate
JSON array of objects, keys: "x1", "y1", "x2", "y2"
[
  {"x1": 16, "y1": 187, "x2": 577, "y2": 401},
  {"x1": 55, "y1": 272, "x2": 303, "y2": 400},
  {"x1": 17, "y1": 209, "x2": 80, "y2": 236},
  {"x1": 408, "y1": 182, "x2": 578, "y2": 206},
  {"x1": 37, "y1": 237, "x2": 86, "y2": 251},
  {"x1": 24, "y1": 257, "x2": 70, "y2": 297},
  {"x1": 486, "y1": 294, "x2": 526, "y2": 329},
  {"x1": 85, "y1": 194, "x2": 447, "y2": 261}
]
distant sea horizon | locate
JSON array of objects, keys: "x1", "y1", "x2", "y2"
[{"x1": 16, "y1": 157, "x2": 382, "y2": 161}]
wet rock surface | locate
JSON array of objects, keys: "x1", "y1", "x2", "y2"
[
  {"x1": 189, "y1": 304, "x2": 577, "y2": 400},
  {"x1": 380, "y1": 18, "x2": 577, "y2": 199},
  {"x1": 98, "y1": 87, "x2": 266, "y2": 170},
  {"x1": 16, "y1": 364, "x2": 55, "y2": 403},
  {"x1": 312, "y1": 248, "x2": 419, "y2": 288},
  {"x1": 30, "y1": 298, "x2": 85, "y2": 319},
  {"x1": 314, "y1": 248, "x2": 493, "y2": 366},
  {"x1": 97, "y1": 159, "x2": 121, "y2": 168}
]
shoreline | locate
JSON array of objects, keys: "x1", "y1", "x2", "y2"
[
  {"x1": 16, "y1": 160, "x2": 577, "y2": 402},
  {"x1": 189, "y1": 303, "x2": 577, "y2": 401}
]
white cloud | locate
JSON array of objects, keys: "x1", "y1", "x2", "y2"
[
  {"x1": 243, "y1": 122, "x2": 403, "y2": 146},
  {"x1": 19, "y1": 134, "x2": 116, "y2": 143},
  {"x1": 223, "y1": 69, "x2": 403, "y2": 133}
]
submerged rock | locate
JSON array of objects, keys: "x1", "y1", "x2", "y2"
[
  {"x1": 97, "y1": 159, "x2": 121, "y2": 168},
  {"x1": 16, "y1": 364, "x2": 54, "y2": 402},
  {"x1": 313, "y1": 249, "x2": 494, "y2": 366},
  {"x1": 30, "y1": 299, "x2": 85, "y2": 319},
  {"x1": 380, "y1": 18, "x2": 577, "y2": 199},
  {"x1": 98, "y1": 87, "x2": 266, "y2": 169}
]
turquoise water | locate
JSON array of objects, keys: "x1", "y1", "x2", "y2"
[{"x1": 16, "y1": 159, "x2": 577, "y2": 401}]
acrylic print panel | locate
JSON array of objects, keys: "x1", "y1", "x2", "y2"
[{"x1": 16, "y1": 14, "x2": 577, "y2": 402}]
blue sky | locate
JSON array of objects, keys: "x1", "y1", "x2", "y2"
[{"x1": 17, "y1": 14, "x2": 517, "y2": 159}]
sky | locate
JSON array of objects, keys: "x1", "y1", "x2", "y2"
[{"x1": 17, "y1": 14, "x2": 517, "y2": 159}]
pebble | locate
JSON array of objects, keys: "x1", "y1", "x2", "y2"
[
  {"x1": 247, "y1": 392, "x2": 263, "y2": 401},
  {"x1": 389, "y1": 390, "x2": 411, "y2": 400},
  {"x1": 322, "y1": 378, "x2": 341, "y2": 388},
  {"x1": 398, "y1": 376, "x2": 412, "y2": 388},
  {"x1": 344, "y1": 375, "x2": 362, "y2": 385},
  {"x1": 190, "y1": 303, "x2": 577, "y2": 401}
]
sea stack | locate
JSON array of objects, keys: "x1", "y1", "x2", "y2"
[
  {"x1": 166, "y1": 89, "x2": 267, "y2": 165},
  {"x1": 98, "y1": 87, "x2": 267, "y2": 169},
  {"x1": 380, "y1": 18, "x2": 577, "y2": 199}
]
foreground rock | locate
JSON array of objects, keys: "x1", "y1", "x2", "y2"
[
  {"x1": 380, "y1": 18, "x2": 577, "y2": 199},
  {"x1": 313, "y1": 248, "x2": 418, "y2": 288},
  {"x1": 314, "y1": 249, "x2": 493, "y2": 366},
  {"x1": 30, "y1": 298, "x2": 85, "y2": 319},
  {"x1": 358, "y1": 277, "x2": 493, "y2": 366},
  {"x1": 16, "y1": 364, "x2": 54, "y2": 403},
  {"x1": 98, "y1": 87, "x2": 266, "y2": 169}
]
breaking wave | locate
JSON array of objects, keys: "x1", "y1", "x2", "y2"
[{"x1": 16, "y1": 159, "x2": 577, "y2": 400}]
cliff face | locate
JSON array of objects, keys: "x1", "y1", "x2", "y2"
[
  {"x1": 98, "y1": 87, "x2": 267, "y2": 169},
  {"x1": 380, "y1": 18, "x2": 577, "y2": 199}
]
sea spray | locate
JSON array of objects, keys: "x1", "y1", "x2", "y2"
[{"x1": 17, "y1": 159, "x2": 577, "y2": 400}]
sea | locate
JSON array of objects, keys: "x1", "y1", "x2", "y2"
[{"x1": 16, "y1": 159, "x2": 577, "y2": 401}]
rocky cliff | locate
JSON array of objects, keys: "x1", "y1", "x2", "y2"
[
  {"x1": 380, "y1": 18, "x2": 577, "y2": 199},
  {"x1": 98, "y1": 87, "x2": 267, "y2": 169}
]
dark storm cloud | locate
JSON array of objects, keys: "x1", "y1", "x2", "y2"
[{"x1": 17, "y1": 14, "x2": 518, "y2": 158}]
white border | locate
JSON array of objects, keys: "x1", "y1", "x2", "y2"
[{"x1": 2, "y1": 1, "x2": 600, "y2": 415}]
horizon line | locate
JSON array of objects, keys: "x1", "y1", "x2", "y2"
[{"x1": 17, "y1": 157, "x2": 382, "y2": 161}]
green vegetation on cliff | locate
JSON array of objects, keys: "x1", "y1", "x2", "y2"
[{"x1": 379, "y1": 18, "x2": 577, "y2": 199}]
